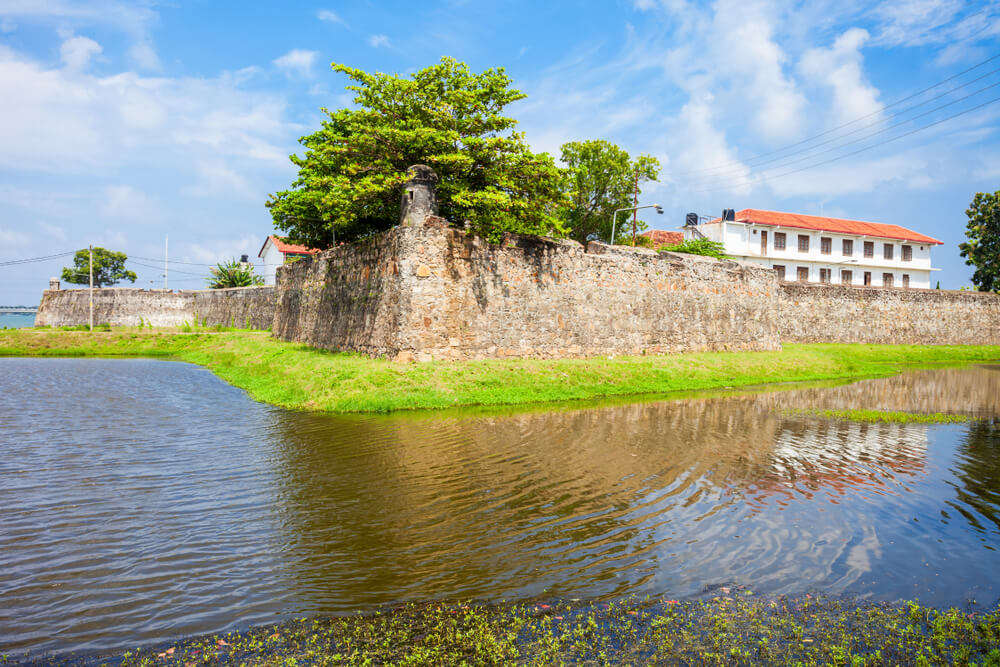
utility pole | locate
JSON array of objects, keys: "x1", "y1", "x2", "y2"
[
  {"x1": 631, "y1": 170, "x2": 639, "y2": 246},
  {"x1": 88, "y1": 245, "x2": 94, "y2": 332},
  {"x1": 164, "y1": 235, "x2": 168, "y2": 290}
]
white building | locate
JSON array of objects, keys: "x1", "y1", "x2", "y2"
[
  {"x1": 257, "y1": 235, "x2": 320, "y2": 285},
  {"x1": 684, "y1": 209, "x2": 942, "y2": 289}
]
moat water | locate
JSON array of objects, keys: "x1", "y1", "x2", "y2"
[{"x1": 1, "y1": 358, "x2": 999, "y2": 657}]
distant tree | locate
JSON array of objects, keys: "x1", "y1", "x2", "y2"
[
  {"x1": 267, "y1": 57, "x2": 566, "y2": 246},
  {"x1": 558, "y1": 140, "x2": 660, "y2": 245},
  {"x1": 207, "y1": 259, "x2": 264, "y2": 289},
  {"x1": 959, "y1": 191, "x2": 1000, "y2": 293},
  {"x1": 61, "y1": 248, "x2": 136, "y2": 287}
]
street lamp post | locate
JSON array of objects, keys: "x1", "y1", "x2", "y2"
[{"x1": 610, "y1": 204, "x2": 664, "y2": 245}]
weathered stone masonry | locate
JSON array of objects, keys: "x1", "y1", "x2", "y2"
[
  {"x1": 271, "y1": 222, "x2": 782, "y2": 360},
  {"x1": 778, "y1": 283, "x2": 1000, "y2": 345},
  {"x1": 33, "y1": 223, "x2": 1000, "y2": 357},
  {"x1": 36, "y1": 285, "x2": 276, "y2": 329}
]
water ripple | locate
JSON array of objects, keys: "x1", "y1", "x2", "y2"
[{"x1": 1, "y1": 359, "x2": 1000, "y2": 657}]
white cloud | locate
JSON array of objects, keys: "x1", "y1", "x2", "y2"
[
  {"x1": 0, "y1": 19, "x2": 16, "y2": 33},
  {"x1": 316, "y1": 9, "x2": 346, "y2": 26},
  {"x1": 184, "y1": 234, "x2": 263, "y2": 265},
  {"x1": 100, "y1": 185, "x2": 161, "y2": 221},
  {"x1": 0, "y1": 225, "x2": 30, "y2": 248},
  {"x1": 181, "y1": 162, "x2": 255, "y2": 200},
  {"x1": 128, "y1": 41, "x2": 160, "y2": 71},
  {"x1": 667, "y1": 98, "x2": 752, "y2": 196},
  {"x1": 707, "y1": 0, "x2": 807, "y2": 140},
  {"x1": 368, "y1": 34, "x2": 390, "y2": 48},
  {"x1": 272, "y1": 49, "x2": 318, "y2": 77},
  {"x1": 0, "y1": 0, "x2": 162, "y2": 69},
  {"x1": 0, "y1": 45, "x2": 295, "y2": 173},
  {"x1": 60, "y1": 35, "x2": 102, "y2": 70},
  {"x1": 800, "y1": 28, "x2": 883, "y2": 127},
  {"x1": 872, "y1": 0, "x2": 963, "y2": 46},
  {"x1": 775, "y1": 153, "x2": 931, "y2": 197}
]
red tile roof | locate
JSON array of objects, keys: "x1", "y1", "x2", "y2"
[
  {"x1": 641, "y1": 229, "x2": 685, "y2": 245},
  {"x1": 727, "y1": 209, "x2": 943, "y2": 245},
  {"x1": 259, "y1": 235, "x2": 322, "y2": 258}
]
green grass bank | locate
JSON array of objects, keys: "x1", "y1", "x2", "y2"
[
  {"x1": 1, "y1": 329, "x2": 999, "y2": 413},
  {"x1": 80, "y1": 595, "x2": 1000, "y2": 665}
]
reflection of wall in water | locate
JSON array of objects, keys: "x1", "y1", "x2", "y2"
[{"x1": 760, "y1": 366, "x2": 1000, "y2": 418}]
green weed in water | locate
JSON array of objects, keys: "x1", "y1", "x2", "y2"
[
  {"x1": 789, "y1": 408, "x2": 975, "y2": 424},
  {"x1": 49, "y1": 595, "x2": 1000, "y2": 666}
]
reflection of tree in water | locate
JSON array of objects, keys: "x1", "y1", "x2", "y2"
[
  {"x1": 947, "y1": 419, "x2": 1000, "y2": 537},
  {"x1": 263, "y1": 382, "x2": 943, "y2": 608}
]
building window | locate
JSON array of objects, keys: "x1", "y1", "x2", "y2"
[
  {"x1": 883, "y1": 273, "x2": 894, "y2": 287},
  {"x1": 902, "y1": 274, "x2": 910, "y2": 288},
  {"x1": 820, "y1": 237, "x2": 832, "y2": 254},
  {"x1": 798, "y1": 235, "x2": 810, "y2": 252},
  {"x1": 819, "y1": 268, "x2": 831, "y2": 283},
  {"x1": 902, "y1": 245, "x2": 912, "y2": 261},
  {"x1": 864, "y1": 271, "x2": 872, "y2": 286},
  {"x1": 796, "y1": 266, "x2": 809, "y2": 282},
  {"x1": 842, "y1": 239, "x2": 853, "y2": 256},
  {"x1": 773, "y1": 265, "x2": 785, "y2": 281},
  {"x1": 774, "y1": 232, "x2": 786, "y2": 250},
  {"x1": 864, "y1": 241, "x2": 874, "y2": 258},
  {"x1": 841, "y1": 270, "x2": 853, "y2": 285},
  {"x1": 884, "y1": 243, "x2": 894, "y2": 260}
]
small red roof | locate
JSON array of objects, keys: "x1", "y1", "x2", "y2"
[
  {"x1": 259, "y1": 235, "x2": 322, "y2": 258},
  {"x1": 726, "y1": 209, "x2": 943, "y2": 245},
  {"x1": 641, "y1": 230, "x2": 684, "y2": 245}
]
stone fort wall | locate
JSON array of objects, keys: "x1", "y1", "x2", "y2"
[
  {"x1": 35, "y1": 285, "x2": 275, "y2": 329},
  {"x1": 778, "y1": 283, "x2": 1000, "y2": 345},
  {"x1": 271, "y1": 222, "x2": 782, "y2": 360},
  {"x1": 31, "y1": 223, "x2": 1000, "y2": 356}
]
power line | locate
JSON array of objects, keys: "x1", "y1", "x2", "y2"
[
  {"x1": 128, "y1": 259, "x2": 207, "y2": 277},
  {"x1": 681, "y1": 75, "x2": 1000, "y2": 187},
  {"x1": 668, "y1": 51, "x2": 1000, "y2": 179},
  {"x1": 0, "y1": 251, "x2": 75, "y2": 267},
  {"x1": 689, "y1": 93, "x2": 1000, "y2": 193}
]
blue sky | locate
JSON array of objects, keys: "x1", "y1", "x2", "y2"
[{"x1": 1, "y1": 0, "x2": 998, "y2": 303}]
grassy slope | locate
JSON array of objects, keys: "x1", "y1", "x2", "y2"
[{"x1": 1, "y1": 329, "x2": 999, "y2": 413}]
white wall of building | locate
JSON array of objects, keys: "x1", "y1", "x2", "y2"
[
  {"x1": 259, "y1": 241, "x2": 283, "y2": 286},
  {"x1": 690, "y1": 222, "x2": 937, "y2": 289}
]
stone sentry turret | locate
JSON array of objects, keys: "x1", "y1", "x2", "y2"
[{"x1": 399, "y1": 164, "x2": 439, "y2": 227}]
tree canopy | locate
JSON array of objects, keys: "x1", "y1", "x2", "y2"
[
  {"x1": 267, "y1": 57, "x2": 566, "y2": 246},
  {"x1": 959, "y1": 191, "x2": 1000, "y2": 293},
  {"x1": 61, "y1": 248, "x2": 136, "y2": 288},
  {"x1": 559, "y1": 140, "x2": 660, "y2": 245}
]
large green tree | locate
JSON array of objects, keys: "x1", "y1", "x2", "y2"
[
  {"x1": 61, "y1": 248, "x2": 136, "y2": 287},
  {"x1": 558, "y1": 140, "x2": 660, "y2": 245},
  {"x1": 960, "y1": 191, "x2": 1000, "y2": 293},
  {"x1": 267, "y1": 57, "x2": 566, "y2": 245}
]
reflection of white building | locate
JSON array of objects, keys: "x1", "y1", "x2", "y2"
[
  {"x1": 770, "y1": 421, "x2": 928, "y2": 483},
  {"x1": 684, "y1": 209, "x2": 942, "y2": 289},
  {"x1": 257, "y1": 235, "x2": 320, "y2": 286}
]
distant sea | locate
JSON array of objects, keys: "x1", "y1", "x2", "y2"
[{"x1": 0, "y1": 313, "x2": 36, "y2": 328}]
